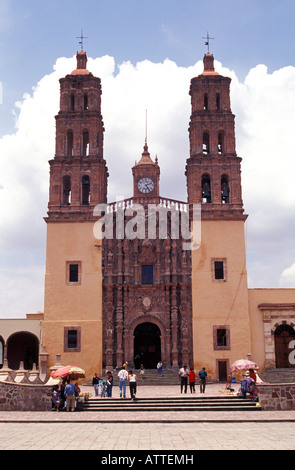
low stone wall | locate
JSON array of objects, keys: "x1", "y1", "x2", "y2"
[
  {"x1": 257, "y1": 383, "x2": 295, "y2": 410},
  {"x1": 0, "y1": 381, "x2": 52, "y2": 411}
]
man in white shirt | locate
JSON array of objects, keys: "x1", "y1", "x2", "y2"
[
  {"x1": 178, "y1": 365, "x2": 189, "y2": 393},
  {"x1": 118, "y1": 366, "x2": 128, "y2": 398}
]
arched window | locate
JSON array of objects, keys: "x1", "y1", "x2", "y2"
[
  {"x1": 221, "y1": 175, "x2": 230, "y2": 203},
  {"x1": 82, "y1": 130, "x2": 90, "y2": 156},
  {"x1": 70, "y1": 95, "x2": 75, "y2": 111},
  {"x1": 82, "y1": 175, "x2": 90, "y2": 205},
  {"x1": 202, "y1": 174, "x2": 211, "y2": 203},
  {"x1": 84, "y1": 94, "x2": 88, "y2": 110},
  {"x1": 218, "y1": 132, "x2": 224, "y2": 154},
  {"x1": 203, "y1": 132, "x2": 210, "y2": 155},
  {"x1": 67, "y1": 130, "x2": 73, "y2": 156},
  {"x1": 216, "y1": 93, "x2": 220, "y2": 110},
  {"x1": 203, "y1": 94, "x2": 208, "y2": 110},
  {"x1": 63, "y1": 175, "x2": 71, "y2": 205}
]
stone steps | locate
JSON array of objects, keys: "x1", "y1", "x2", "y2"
[
  {"x1": 100, "y1": 368, "x2": 180, "y2": 386},
  {"x1": 82, "y1": 395, "x2": 260, "y2": 412}
]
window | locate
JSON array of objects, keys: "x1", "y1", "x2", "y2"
[
  {"x1": 69, "y1": 264, "x2": 79, "y2": 282},
  {"x1": 218, "y1": 132, "x2": 224, "y2": 154},
  {"x1": 142, "y1": 265, "x2": 153, "y2": 285},
  {"x1": 216, "y1": 93, "x2": 220, "y2": 110},
  {"x1": 67, "y1": 329, "x2": 77, "y2": 348},
  {"x1": 66, "y1": 261, "x2": 81, "y2": 285},
  {"x1": 214, "y1": 261, "x2": 224, "y2": 279},
  {"x1": 64, "y1": 326, "x2": 81, "y2": 352},
  {"x1": 203, "y1": 132, "x2": 210, "y2": 154},
  {"x1": 69, "y1": 95, "x2": 75, "y2": 111},
  {"x1": 221, "y1": 175, "x2": 230, "y2": 203},
  {"x1": 67, "y1": 130, "x2": 73, "y2": 156},
  {"x1": 203, "y1": 94, "x2": 208, "y2": 110},
  {"x1": 202, "y1": 174, "x2": 211, "y2": 203},
  {"x1": 211, "y1": 258, "x2": 227, "y2": 282},
  {"x1": 82, "y1": 130, "x2": 89, "y2": 156},
  {"x1": 84, "y1": 94, "x2": 88, "y2": 110},
  {"x1": 63, "y1": 175, "x2": 71, "y2": 205},
  {"x1": 213, "y1": 325, "x2": 230, "y2": 350},
  {"x1": 82, "y1": 175, "x2": 90, "y2": 205},
  {"x1": 70, "y1": 95, "x2": 75, "y2": 111}
]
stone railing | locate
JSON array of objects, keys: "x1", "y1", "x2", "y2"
[
  {"x1": 257, "y1": 383, "x2": 295, "y2": 410},
  {"x1": 0, "y1": 360, "x2": 53, "y2": 411},
  {"x1": 0, "y1": 380, "x2": 52, "y2": 411}
]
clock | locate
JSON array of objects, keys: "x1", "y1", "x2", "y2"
[{"x1": 137, "y1": 177, "x2": 154, "y2": 194}]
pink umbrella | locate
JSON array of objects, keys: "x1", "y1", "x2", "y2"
[
  {"x1": 230, "y1": 359, "x2": 259, "y2": 372},
  {"x1": 50, "y1": 365, "x2": 85, "y2": 379}
]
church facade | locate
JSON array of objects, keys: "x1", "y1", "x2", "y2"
[{"x1": 36, "y1": 50, "x2": 295, "y2": 380}]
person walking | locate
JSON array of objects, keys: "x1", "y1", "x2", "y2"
[
  {"x1": 128, "y1": 370, "x2": 137, "y2": 400},
  {"x1": 198, "y1": 367, "x2": 208, "y2": 393},
  {"x1": 157, "y1": 361, "x2": 163, "y2": 376},
  {"x1": 139, "y1": 364, "x2": 145, "y2": 381},
  {"x1": 118, "y1": 366, "x2": 128, "y2": 398},
  {"x1": 178, "y1": 365, "x2": 189, "y2": 393}
]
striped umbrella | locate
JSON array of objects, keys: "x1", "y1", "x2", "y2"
[
  {"x1": 230, "y1": 359, "x2": 259, "y2": 372},
  {"x1": 50, "y1": 365, "x2": 85, "y2": 378}
]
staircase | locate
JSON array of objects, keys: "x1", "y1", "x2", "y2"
[
  {"x1": 259, "y1": 368, "x2": 295, "y2": 384},
  {"x1": 101, "y1": 368, "x2": 179, "y2": 386},
  {"x1": 82, "y1": 395, "x2": 260, "y2": 412}
]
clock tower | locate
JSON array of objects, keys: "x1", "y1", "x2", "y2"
[{"x1": 132, "y1": 140, "x2": 160, "y2": 203}]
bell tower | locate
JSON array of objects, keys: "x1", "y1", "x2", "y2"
[
  {"x1": 187, "y1": 53, "x2": 252, "y2": 380},
  {"x1": 43, "y1": 51, "x2": 106, "y2": 377},
  {"x1": 186, "y1": 53, "x2": 246, "y2": 221},
  {"x1": 47, "y1": 50, "x2": 108, "y2": 221}
]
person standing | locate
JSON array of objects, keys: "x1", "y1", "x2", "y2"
[
  {"x1": 198, "y1": 367, "x2": 208, "y2": 393},
  {"x1": 106, "y1": 371, "x2": 113, "y2": 397},
  {"x1": 189, "y1": 367, "x2": 196, "y2": 393},
  {"x1": 64, "y1": 380, "x2": 76, "y2": 411},
  {"x1": 128, "y1": 370, "x2": 137, "y2": 400},
  {"x1": 92, "y1": 373, "x2": 100, "y2": 397},
  {"x1": 118, "y1": 366, "x2": 128, "y2": 398},
  {"x1": 178, "y1": 365, "x2": 189, "y2": 393}
]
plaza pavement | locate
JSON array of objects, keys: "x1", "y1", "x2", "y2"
[{"x1": 0, "y1": 383, "x2": 295, "y2": 451}]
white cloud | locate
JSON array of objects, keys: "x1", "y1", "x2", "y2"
[
  {"x1": 279, "y1": 263, "x2": 295, "y2": 287},
  {"x1": 1, "y1": 54, "x2": 295, "y2": 317}
]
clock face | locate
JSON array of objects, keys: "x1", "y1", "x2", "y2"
[{"x1": 137, "y1": 177, "x2": 154, "y2": 194}]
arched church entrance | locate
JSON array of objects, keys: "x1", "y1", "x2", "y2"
[
  {"x1": 7, "y1": 332, "x2": 39, "y2": 370},
  {"x1": 274, "y1": 324, "x2": 295, "y2": 368},
  {"x1": 134, "y1": 322, "x2": 161, "y2": 369}
]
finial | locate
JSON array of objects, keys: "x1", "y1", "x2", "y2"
[
  {"x1": 145, "y1": 109, "x2": 148, "y2": 146},
  {"x1": 202, "y1": 32, "x2": 214, "y2": 54},
  {"x1": 76, "y1": 30, "x2": 88, "y2": 51}
]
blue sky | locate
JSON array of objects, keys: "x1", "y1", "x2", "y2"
[
  {"x1": 1, "y1": 0, "x2": 295, "y2": 317},
  {"x1": 1, "y1": 0, "x2": 295, "y2": 135}
]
